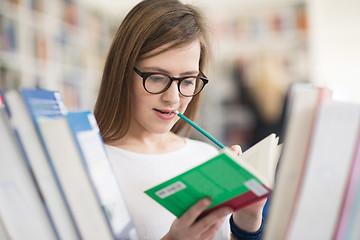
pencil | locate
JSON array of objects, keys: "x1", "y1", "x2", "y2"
[{"x1": 174, "y1": 110, "x2": 225, "y2": 149}]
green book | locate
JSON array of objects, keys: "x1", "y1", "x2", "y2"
[{"x1": 145, "y1": 134, "x2": 282, "y2": 218}]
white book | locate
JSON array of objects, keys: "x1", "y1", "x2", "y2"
[
  {"x1": 4, "y1": 90, "x2": 79, "y2": 240},
  {"x1": 264, "y1": 85, "x2": 332, "y2": 240},
  {"x1": 19, "y1": 88, "x2": 114, "y2": 240},
  {"x1": 37, "y1": 116, "x2": 114, "y2": 240},
  {"x1": 67, "y1": 111, "x2": 140, "y2": 240},
  {"x1": 0, "y1": 107, "x2": 57, "y2": 240},
  {"x1": 286, "y1": 100, "x2": 360, "y2": 239}
]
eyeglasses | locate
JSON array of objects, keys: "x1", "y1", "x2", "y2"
[{"x1": 133, "y1": 67, "x2": 208, "y2": 97}]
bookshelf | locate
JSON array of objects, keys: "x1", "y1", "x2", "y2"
[
  {"x1": 0, "y1": 0, "x2": 118, "y2": 110},
  {"x1": 193, "y1": 0, "x2": 309, "y2": 150}
]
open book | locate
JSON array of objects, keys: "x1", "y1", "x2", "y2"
[{"x1": 145, "y1": 134, "x2": 282, "y2": 218}]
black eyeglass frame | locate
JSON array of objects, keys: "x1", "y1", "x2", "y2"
[{"x1": 133, "y1": 67, "x2": 209, "y2": 97}]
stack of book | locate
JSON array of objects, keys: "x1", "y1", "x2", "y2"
[
  {"x1": 1, "y1": 85, "x2": 360, "y2": 240},
  {"x1": 264, "y1": 84, "x2": 360, "y2": 240},
  {"x1": 0, "y1": 88, "x2": 139, "y2": 240}
]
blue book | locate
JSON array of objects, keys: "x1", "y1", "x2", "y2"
[
  {"x1": 20, "y1": 88, "x2": 114, "y2": 240},
  {"x1": 67, "y1": 111, "x2": 140, "y2": 240}
]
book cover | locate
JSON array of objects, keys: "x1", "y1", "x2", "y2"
[
  {"x1": 67, "y1": 111, "x2": 140, "y2": 240},
  {"x1": 0, "y1": 106, "x2": 57, "y2": 240},
  {"x1": 3, "y1": 89, "x2": 79, "y2": 240},
  {"x1": 145, "y1": 134, "x2": 281, "y2": 218},
  {"x1": 20, "y1": 88, "x2": 114, "y2": 240}
]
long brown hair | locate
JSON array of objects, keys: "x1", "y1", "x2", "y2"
[{"x1": 94, "y1": 0, "x2": 213, "y2": 144}]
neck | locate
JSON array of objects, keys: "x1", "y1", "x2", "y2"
[{"x1": 111, "y1": 131, "x2": 185, "y2": 154}]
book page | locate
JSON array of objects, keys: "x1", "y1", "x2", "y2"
[{"x1": 233, "y1": 134, "x2": 280, "y2": 187}]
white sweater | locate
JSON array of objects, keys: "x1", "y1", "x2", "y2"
[{"x1": 106, "y1": 138, "x2": 231, "y2": 240}]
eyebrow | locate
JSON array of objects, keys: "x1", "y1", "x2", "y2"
[{"x1": 141, "y1": 67, "x2": 199, "y2": 76}]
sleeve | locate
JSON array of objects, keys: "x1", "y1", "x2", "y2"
[{"x1": 229, "y1": 215, "x2": 263, "y2": 240}]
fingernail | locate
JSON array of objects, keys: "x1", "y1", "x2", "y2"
[
  {"x1": 203, "y1": 198, "x2": 211, "y2": 206},
  {"x1": 224, "y1": 208, "x2": 233, "y2": 215}
]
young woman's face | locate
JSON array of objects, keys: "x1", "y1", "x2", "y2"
[{"x1": 131, "y1": 40, "x2": 201, "y2": 135}]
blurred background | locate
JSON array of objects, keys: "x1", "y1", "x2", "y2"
[{"x1": 1, "y1": 0, "x2": 359, "y2": 149}]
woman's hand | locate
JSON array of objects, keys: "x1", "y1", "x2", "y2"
[
  {"x1": 230, "y1": 145, "x2": 242, "y2": 156},
  {"x1": 230, "y1": 144, "x2": 265, "y2": 232},
  {"x1": 162, "y1": 198, "x2": 233, "y2": 240}
]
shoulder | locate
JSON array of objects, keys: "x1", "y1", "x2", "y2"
[
  {"x1": 104, "y1": 144, "x2": 129, "y2": 161},
  {"x1": 104, "y1": 144, "x2": 118, "y2": 155}
]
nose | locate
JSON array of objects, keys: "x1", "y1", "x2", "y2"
[{"x1": 161, "y1": 81, "x2": 180, "y2": 104}]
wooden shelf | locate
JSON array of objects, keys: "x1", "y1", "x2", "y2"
[{"x1": 0, "y1": 0, "x2": 117, "y2": 110}]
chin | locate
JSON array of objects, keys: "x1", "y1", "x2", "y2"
[{"x1": 152, "y1": 126, "x2": 174, "y2": 134}]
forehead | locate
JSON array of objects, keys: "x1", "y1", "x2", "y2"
[{"x1": 137, "y1": 40, "x2": 201, "y2": 73}]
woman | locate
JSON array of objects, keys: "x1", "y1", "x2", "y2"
[{"x1": 94, "y1": 0, "x2": 265, "y2": 239}]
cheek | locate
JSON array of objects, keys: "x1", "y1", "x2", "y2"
[
  {"x1": 132, "y1": 93, "x2": 152, "y2": 116},
  {"x1": 132, "y1": 80, "x2": 149, "y2": 106}
]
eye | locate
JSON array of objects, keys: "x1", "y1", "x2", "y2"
[
  {"x1": 182, "y1": 77, "x2": 196, "y2": 86},
  {"x1": 147, "y1": 74, "x2": 168, "y2": 83}
]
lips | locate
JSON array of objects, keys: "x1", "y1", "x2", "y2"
[
  {"x1": 154, "y1": 108, "x2": 176, "y2": 120},
  {"x1": 155, "y1": 109, "x2": 173, "y2": 114}
]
